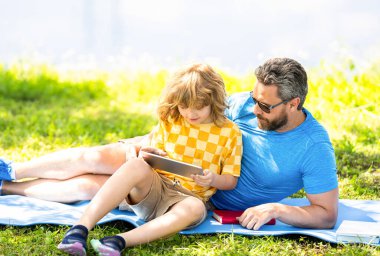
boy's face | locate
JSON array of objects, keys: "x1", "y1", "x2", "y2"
[{"x1": 178, "y1": 105, "x2": 212, "y2": 125}]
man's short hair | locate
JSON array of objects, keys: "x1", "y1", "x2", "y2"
[{"x1": 255, "y1": 58, "x2": 308, "y2": 110}]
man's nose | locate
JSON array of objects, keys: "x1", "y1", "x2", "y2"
[{"x1": 253, "y1": 102, "x2": 262, "y2": 115}]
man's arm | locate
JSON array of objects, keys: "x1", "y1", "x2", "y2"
[{"x1": 238, "y1": 188, "x2": 339, "y2": 230}]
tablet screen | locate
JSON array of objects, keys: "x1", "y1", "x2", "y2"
[{"x1": 141, "y1": 151, "x2": 203, "y2": 178}]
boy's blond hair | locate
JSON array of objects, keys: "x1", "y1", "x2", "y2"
[{"x1": 157, "y1": 63, "x2": 228, "y2": 127}]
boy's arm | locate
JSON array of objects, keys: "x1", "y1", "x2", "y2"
[
  {"x1": 210, "y1": 173, "x2": 238, "y2": 190},
  {"x1": 192, "y1": 124, "x2": 242, "y2": 190},
  {"x1": 192, "y1": 171, "x2": 238, "y2": 190}
]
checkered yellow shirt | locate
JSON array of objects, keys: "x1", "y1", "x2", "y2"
[{"x1": 149, "y1": 117, "x2": 242, "y2": 202}]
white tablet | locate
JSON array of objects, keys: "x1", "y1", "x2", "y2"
[{"x1": 141, "y1": 151, "x2": 203, "y2": 178}]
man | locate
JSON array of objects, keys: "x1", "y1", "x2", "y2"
[
  {"x1": 0, "y1": 58, "x2": 338, "y2": 230},
  {"x1": 210, "y1": 58, "x2": 338, "y2": 230}
]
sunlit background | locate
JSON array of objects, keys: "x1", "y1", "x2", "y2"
[{"x1": 1, "y1": 0, "x2": 380, "y2": 74}]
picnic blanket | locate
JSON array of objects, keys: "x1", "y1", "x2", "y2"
[{"x1": 0, "y1": 195, "x2": 379, "y2": 245}]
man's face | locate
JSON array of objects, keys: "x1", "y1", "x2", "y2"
[{"x1": 251, "y1": 82, "x2": 289, "y2": 131}]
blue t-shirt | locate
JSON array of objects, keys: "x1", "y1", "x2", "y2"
[{"x1": 210, "y1": 92, "x2": 338, "y2": 210}]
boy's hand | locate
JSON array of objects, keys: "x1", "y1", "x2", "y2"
[{"x1": 192, "y1": 170, "x2": 215, "y2": 187}]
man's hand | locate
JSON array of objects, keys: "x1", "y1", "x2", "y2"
[
  {"x1": 238, "y1": 203, "x2": 279, "y2": 230},
  {"x1": 238, "y1": 188, "x2": 339, "y2": 230},
  {"x1": 192, "y1": 170, "x2": 215, "y2": 187}
]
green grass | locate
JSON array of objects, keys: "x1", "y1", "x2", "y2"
[{"x1": 0, "y1": 59, "x2": 379, "y2": 255}]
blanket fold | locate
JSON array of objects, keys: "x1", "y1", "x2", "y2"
[{"x1": 1, "y1": 195, "x2": 379, "y2": 245}]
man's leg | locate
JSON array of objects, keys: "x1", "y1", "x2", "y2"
[
  {"x1": 1, "y1": 174, "x2": 109, "y2": 203},
  {"x1": 14, "y1": 141, "x2": 137, "y2": 180}
]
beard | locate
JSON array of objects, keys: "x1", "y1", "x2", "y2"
[{"x1": 256, "y1": 112, "x2": 288, "y2": 131}]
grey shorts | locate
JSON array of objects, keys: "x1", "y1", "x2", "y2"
[{"x1": 119, "y1": 171, "x2": 207, "y2": 229}]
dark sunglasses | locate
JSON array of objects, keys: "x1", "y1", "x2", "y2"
[{"x1": 250, "y1": 91, "x2": 289, "y2": 114}]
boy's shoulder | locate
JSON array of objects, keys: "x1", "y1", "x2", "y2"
[
  {"x1": 223, "y1": 117, "x2": 238, "y2": 126},
  {"x1": 221, "y1": 118, "x2": 242, "y2": 135}
]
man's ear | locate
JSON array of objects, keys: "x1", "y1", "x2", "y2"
[{"x1": 289, "y1": 97, "x2": 301, "y2": 110}]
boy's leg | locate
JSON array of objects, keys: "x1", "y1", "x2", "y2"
[
  {"x1": 57, "y1": 224, "x2": 89, "y2": 256},
  {"x1": 1, "y1": 174, "x2": 109, "y2": 203},
  {"x1": 125, "y1": 196, "x2": 206, "y2": 246},
  {"x1": 58, "y1": 158, "x2": 154, "y2": 254},
  {"x1": 14, "y1": 142, "x2": 137, "y2": 180},
  {"x1": 91, "y1": 196, "x2": 206, "y2": 254},
  {"x1": 75, "y1": 158, "x2": 154, "y2": 229}
]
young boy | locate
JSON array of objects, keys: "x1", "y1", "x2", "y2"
[{"x1": 58, "y1": 63, "x2": 243, "y2": 255}]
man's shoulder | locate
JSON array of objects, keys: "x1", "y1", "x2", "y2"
[
  {"x1": 226, "y1": 92, "x2": 252, "y2": 120},
  {"x1": 301, "y1": 109, "x2": 331, "y2": 144},
  {"x1": 228, "y1": 92, "x2": 250, "y2": 104}
]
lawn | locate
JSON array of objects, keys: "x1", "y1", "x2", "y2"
[{"x1": 0, "y1": 59, "x2": 379, "y2": 255}]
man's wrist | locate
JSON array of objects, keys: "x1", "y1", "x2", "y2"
[{"x1": 272, "y1": 203, "x2": 283, "y2": 219}]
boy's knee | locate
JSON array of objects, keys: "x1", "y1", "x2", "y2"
[
  {"x1": 186, "y1": 197, "x2": 206, "y2": 221},
  {"x1": 118, "y1": 158, "x2": 153, "y2": 180}
]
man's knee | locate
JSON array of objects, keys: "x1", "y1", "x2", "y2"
[
  {"x1": 78, "y1": 144, "x2": 125, "y2": 171},
  {"x1": 75, "y1": 174, "x2": 108, "y2": 200},
  {"x1": 62, "y1": 147, "x2": 100, "y2": 167},
  {"x1": 79, "y1": 147, "x2": 108, "y2": 166}
]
